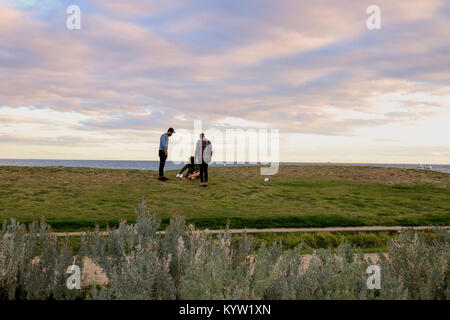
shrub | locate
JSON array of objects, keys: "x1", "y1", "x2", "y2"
[
  {"x1": 0, "y1": 218, "x2": 82, "y2": 300},
  {"x1": 377, "y1": 228, "x2": 449, "y2": 299},
  {"x1": 0, "y1": 199, "x2": 448, "y2": 300}
]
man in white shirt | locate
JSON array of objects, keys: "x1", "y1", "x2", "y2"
[{"x1": 194, "y1": 133, "x2": 212, "y2": 187}]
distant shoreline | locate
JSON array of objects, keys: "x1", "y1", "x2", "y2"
[{"x1": 1, "y1": 159, "x2": 449, "y2": 174}]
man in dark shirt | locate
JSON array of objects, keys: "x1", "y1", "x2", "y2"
[{"x1": 158, "y1": 127, "x2": 175, "y2": 181}]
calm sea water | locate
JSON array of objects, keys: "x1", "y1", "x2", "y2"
[{"x1": 0, "y1": 159, "x2": 449, "y2": 174}]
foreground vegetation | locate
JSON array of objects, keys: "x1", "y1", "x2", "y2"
[
  {"x1": 248, "y1": 231, "x2": 395, "y2": 251},
  {"x1": 0, "y1": 165, "x2": 449, "y2": 231},
  {"x1": 1, "y1": 200, "x2": 448, "y2": 300}
]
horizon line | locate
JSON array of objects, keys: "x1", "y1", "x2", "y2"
[{"x1": 0, "y1": 158, "x2": 448, "y2": 166}]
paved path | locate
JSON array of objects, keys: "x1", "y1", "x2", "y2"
[{"x1": 53, "y1": 225, "x2": 448, "y2": 237}]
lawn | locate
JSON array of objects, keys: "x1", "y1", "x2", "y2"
[{"x1": 0, "y1": 165, "x2": 449, "y2": 231}]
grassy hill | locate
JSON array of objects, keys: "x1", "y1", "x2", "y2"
[{"x1": 0, "y1": 165, "x2": 448, "y2": 231}]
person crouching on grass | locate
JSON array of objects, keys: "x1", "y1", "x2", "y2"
[
  {"x1": 194, "y1": 133, "x2": 212, "y2": 187},
  {"x1": 176, "y1": 156, "x2": 200, "y2": 180}
]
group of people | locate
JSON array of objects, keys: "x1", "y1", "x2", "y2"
[{"x1": 158, "y1": 128, "x2": 212, "y2": 187}]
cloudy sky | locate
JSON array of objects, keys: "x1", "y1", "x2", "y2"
[{"x1": 0, "y1": 0, "x2": 449, "y2": 163}]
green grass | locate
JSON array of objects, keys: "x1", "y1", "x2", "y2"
[{"x1": 0, "y1": 165, "x2": 449, "y2": 231}]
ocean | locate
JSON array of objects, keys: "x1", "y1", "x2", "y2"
[{"x1": 0, "y1": 159, "x2": 449, "y2": 174}]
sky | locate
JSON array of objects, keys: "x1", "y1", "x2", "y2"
[{"x1": 0, "y1": 0, "x2": 449, "y2": 163}]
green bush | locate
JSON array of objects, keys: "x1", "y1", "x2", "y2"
[
  {"x1": 346, "y1": 232, "x2": 390, "y2": 248},
  {"x1": 248, "y1": 231, "x2": 393, "y2": 250},
  {"x1": 0, "y1": 199, "x2": 448, "y2": 300}
]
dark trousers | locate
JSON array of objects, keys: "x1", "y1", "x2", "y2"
[
  {"x1": 200, "y1": 162, "x2": 208, "y2": 183},
  {"x1": 159, "y1": 150, "x2": 167, "y2": 177}
]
